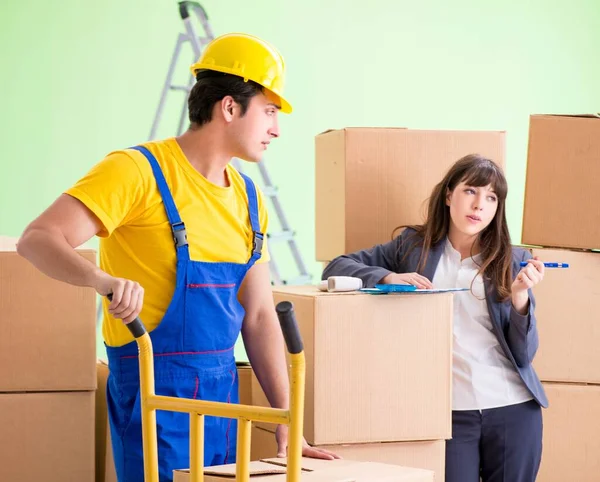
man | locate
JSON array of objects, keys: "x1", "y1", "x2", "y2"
[{"x1": 17, "y1": 32, "x2": 338, "y2": 481}]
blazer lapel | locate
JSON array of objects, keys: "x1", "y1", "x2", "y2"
[{"x1": 421, "y1": 241, "x2": 444, "y2": 280}]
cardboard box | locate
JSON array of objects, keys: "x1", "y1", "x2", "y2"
[
  {"x1": 251, "y1": 424, "x2": 279, "y2": 460},
  {"x1": 0, "y1": 249, "x2": 97, "y2": 391},
  {"x1": 313, "y1": 441, "x2": 444, "y2": 482},
  {"x1": 263, "y1": 457, "x2": 434, "y2": 482},
  {"x1": 96, "y1": 360, "x2": 117, "y2": 482},
  {"x1": 530, "y1": 248, "x2": 600, "y2": 383},
  {"x1": 96, "y1": 360, "x2": 109, "y2": 482},
  {"x1": 174, "y1": 457, "x2": 434, "y2": 481},
  {"x1": 315, "y1": 127, "x2": 506, "y2": 261},
  {"x1": 522, "y1": 114, "x2": 600, "y2": 250},
  {"x1": 253, "y1": 286, "x2": 453, "y2": 445},
  {"x1": 252, "y1": 425, "x2": 445, "y2": 482},
  {"x1": 238, "y1": 362, "x2": 253, "y2": 405},
  {"x1": 537, "y1": 383, "x2": 600, "y2": 482},
  {"x1": 0, "y1": 390, "x2": 95, "y2": 482}
]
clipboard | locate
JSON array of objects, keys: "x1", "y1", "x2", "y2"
[{"x1": 360, "y1": 284, "x2": 469, "y2": 295}]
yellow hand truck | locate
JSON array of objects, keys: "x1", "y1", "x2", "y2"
[{"x1": 116, "y1": 297, "x2": 306, "y2": 482}]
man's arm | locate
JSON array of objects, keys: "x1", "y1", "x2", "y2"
[
  {"x1": 17, "y1": 194, "x2": 143, "y2": 323},
  {"x1": 238, "y1": 262, "x2": 339, "y2": 460},
  {"x1": 239, "y1": 262, "x2": 289, "y2": 410}
]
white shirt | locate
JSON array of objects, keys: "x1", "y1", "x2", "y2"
[{"x1": 432, "y1": 239, "x2": 533, "y2": 410}]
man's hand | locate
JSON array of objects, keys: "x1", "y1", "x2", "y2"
[
  {"x1": 275, "y1": 424, "x2": 341, "y2": 460},
  {"x1": 95, "y1": 272, "x2": 145, "y2": 324}
]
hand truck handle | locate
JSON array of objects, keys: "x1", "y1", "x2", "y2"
[
  {"x1": 275, "y1": 301, "x2": 304, "y2": 354},
  {"x1": 178, "y1": 1, "x2": 209, "y2": 20},
  {"x1": 106, "y1": 293, "x2": 147, "y2": 339}
]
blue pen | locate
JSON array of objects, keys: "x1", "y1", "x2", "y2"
[{"x1": 519, "y1": 262, "x2": 569, "y2": 268}]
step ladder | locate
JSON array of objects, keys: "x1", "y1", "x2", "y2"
[{"x1": 148, "y1": 1, "x2": 311, "y2": 286}]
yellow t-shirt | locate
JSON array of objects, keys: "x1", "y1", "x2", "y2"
[{"x1": 65, "y1": 138, "x2": 270, "y2": 347}]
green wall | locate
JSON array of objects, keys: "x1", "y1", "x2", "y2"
[{"x1": 2, "y1": 1, "x2": 599, "y2": 359}]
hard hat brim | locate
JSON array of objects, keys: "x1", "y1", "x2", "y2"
[
  {"x1": 277, "y1": 95, "x2": 292, "y2": 114},
  {"x1": 191, "y1": 63, "x2": 292, "y2": 114}
]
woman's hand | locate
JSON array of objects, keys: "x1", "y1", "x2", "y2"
[
  {"x1": 380, "y1": 272, "x2": 433, "y2": 289},
  {"x1": 511, "y1": 256, "x2": 544, "y2": 314}
]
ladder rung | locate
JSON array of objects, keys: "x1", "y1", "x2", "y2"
[
  {"x1": 263, "y1": 186, "x2": 278, "y2": 197},
  {"x1": 283, "y1": 275, "x2": 312, "y2": 285},
  {"x1": 267, "y1": 231, "x2": 295, "y2": 242},
  {"x1": 170, "y1": 85, "x2": 192, "y2": 92}
]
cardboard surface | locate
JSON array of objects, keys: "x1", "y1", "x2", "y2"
[
  {"x1": 531, "y1": 248, "x2": 600, "y2": 383},
  {"x1": 312, "y1": 440, "x2": 445, "y2": 482},
  {"x1": 0, "y1": 390, "x2": 95, "y2": 482},
  {"x1": 0, "y1": 249, "x2": 97, "y2": 391},
  {"x1": 251, "y1": 424, "x2": 279, "y2": 461},
  {"x1": 315, "y1": 127, "x2": 506, "y2": 260},
  {"x1": 174, "y1": 457, "x2": 434, "y2": 481},
  {"x1": 522, "y1": 114, "x2": 600, "y2": 250},
  {"x1": 253, "y1": 426, "x2": 445, "y2": 482},
  {"x1": 238, "y1": 363, "x2": 253, "y2": 405},
  {"x1": 537, "y1": 383, "x2": 600, "y2": 482}
]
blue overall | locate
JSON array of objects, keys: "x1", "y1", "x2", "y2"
[{"x1": 106, "y1": 146, "x2": 263, "y2": 482}]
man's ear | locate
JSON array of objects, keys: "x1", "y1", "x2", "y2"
[{"x1": 220, "y1": 96, "x2": 237, "y2": 122}]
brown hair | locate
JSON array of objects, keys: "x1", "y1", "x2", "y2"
[
  {"x1": 393, "y1": 154, "x2": 513, "y2": 301},
  {"x1": 187, "y1": 70, "x2": 263, "y2": 128}
]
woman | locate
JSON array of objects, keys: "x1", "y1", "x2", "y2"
[{"x1": 322, "y1": 154, "x2": 547, "y2": 482}]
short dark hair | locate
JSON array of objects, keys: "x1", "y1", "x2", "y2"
[{"x1": 187, "y1": 70, "x2": 263, "y2": 127}]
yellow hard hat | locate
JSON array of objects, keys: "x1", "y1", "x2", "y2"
[{"x1": 190, "y1": 33, "x2": 292, "y2": 114}]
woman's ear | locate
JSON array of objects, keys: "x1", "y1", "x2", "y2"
[{"x1": 445, "y1": 188, "x2": 452, "y2": 207}]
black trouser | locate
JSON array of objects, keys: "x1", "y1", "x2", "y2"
[{"x1": 446, "y1": 400, "x2": 543, "y2": 482}]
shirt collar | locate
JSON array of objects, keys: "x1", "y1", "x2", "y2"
[{"x1": 444, "y1": 237, "x2": 483, "y2": 267}]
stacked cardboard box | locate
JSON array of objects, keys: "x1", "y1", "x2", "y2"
[
  {"x1": 522, "y1": 114, "x2": 600, "y2": 482},
  {"x1": 174, "y1": 457, "x2": 435, "y2": 481},
  {"x1": 0, "y1": 237, "x2": 97, "y2": 482},
  {"x1": 522, "y1": 114, "x2": 600, "y2": 251},
  {"x1": 249, "y1": 424, "x2": 445, "y2": 481},
  {"x1": 249, "y1": 286, "x2": 453, "y2": 481},
  {"x1": 315, "y1": 127, "x2": 506, "y2": 261}
]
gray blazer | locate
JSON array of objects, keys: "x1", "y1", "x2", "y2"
[{"x1": 323, "y1": 227, "x2": 548, "y2": 408}]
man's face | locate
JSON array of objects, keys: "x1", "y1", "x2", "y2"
[{"x1": 228, "y1": 90, "x2": 281, "y2": 163}]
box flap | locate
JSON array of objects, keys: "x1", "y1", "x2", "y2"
[
  {"x1": 317, "y1": 128, "x2": 340, "y2": 136},
  {"x1": 532, "y1": 113, "x2": 600, "y2": 119},
  {"x1": 271, "y1": 285, "x2": 362, "y2": 298},
  {"x1": 316, "y1": 127, "x2": 408, "y2": 136},
  {"x1": 303, "y1": 462, "x2": 433, "y2": 481},
  {"x1": 261, "y1": 457, "x2": 358, "y2": 472},
  {"x1": 343, "y1": 127, "x2": 408, "y2": 130},
  {"x1": 175, "y1": 461, "x2": 287, "y2": 478},
  {"x1": 261, "y1": 458, "x2": 433, "y2": 481}
]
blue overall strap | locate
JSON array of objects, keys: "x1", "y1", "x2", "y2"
[
  {"x1": 240, "y1": 173, "x2": 264, "y2": 264},
  {"x1": 129, "y1": 145, "x2": 190, "y2": 261}
]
